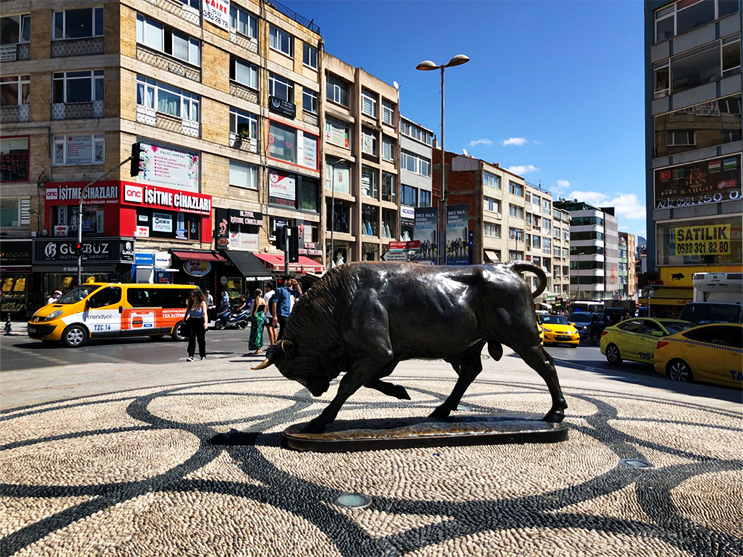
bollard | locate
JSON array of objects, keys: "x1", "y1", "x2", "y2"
[{"x1": 4, "y1": 314, "x2": 11, "y2": 335}]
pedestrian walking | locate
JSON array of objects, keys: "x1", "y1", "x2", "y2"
[
  {"x1": 248, "y1": 288, "x2": 266, "y2": 354},
  {"x1": 205, "y1": 289, "x2": 215, "y2": 321},
  {"x1": 271, "y1": 277, "x2": 302, "y2": 340},
  {"x1": 184, "y1": 288, "x2": 208, "y2": 361},
  {"x1": 263, "y1": 282, "x2": 277, "y2": 346}
]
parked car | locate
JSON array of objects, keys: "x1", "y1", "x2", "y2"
[
  {"x1": 679, "y1": 302, "x2": 743, "y2": 325},
  {"x1": 600, "y1": 318, "x2": 696, "y2": 366},
  {"x1": 568, "y1": 311, "x2": 595, "y2": 341},
  {"x1": 653, "y1": 323, "x2": 743, "y2": 387},
  {"x1": 538, "y1": 314, "x2": 579, "y2": 347}
]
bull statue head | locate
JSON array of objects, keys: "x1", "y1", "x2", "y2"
[{"x1": 252, "y1": 340, "x2": 334, "y2": 397}]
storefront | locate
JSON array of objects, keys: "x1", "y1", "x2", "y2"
[{"x1": 0, "y1": 238, "x2": 33, "y2": 319}]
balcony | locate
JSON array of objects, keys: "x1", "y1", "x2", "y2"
[
  {"x1": 0, "y1": 105, "x2": 29, "y2": 124},
  {"x1": 52, "y1": 37, "x2": 104, "y2": 58},
  {"x1": 51, "y1": 101, "x2": 104, "y2": 120},
  {"x1": 229, "y1": 132, "x2": 259, "y2": 153},
  {"x1": 0, "y1": 43, "x2": 30, "y2": 61},
  {"x1": 229, "y1": 82, "x2": 259, "y2": 105},
  {"x1": 145, "y1": 0, "x2": 200, "y2": 25},
  {"x1": 137, "y1": 46, "x2": 200, "y2": 82},
  {"x1": 302, "y1": 112, "x2": 319, "y2": 127},
  {"x1": 229, "y1": 32, "x2": 258, "y2": 54},
  {"x1": 136, "y1": 106, "x2": 200, "y2": 138}
]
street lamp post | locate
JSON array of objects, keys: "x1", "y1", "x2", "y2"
[{"x1": 416, "y1": 54, "x2": 469, "y2": 265}]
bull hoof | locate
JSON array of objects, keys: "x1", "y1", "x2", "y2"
[
  {"x1": 429, "y1": 406, "x2": 451, "y2": 419},
  {"x1": 394, "y1": 386, "x2": 411, "y2": 400},
  {"x1": 543, "y1": 408, "x2": 565, "y2": 423},
  {"x1": 301, "y1": 417, "x2": 328, "y2": 434}
]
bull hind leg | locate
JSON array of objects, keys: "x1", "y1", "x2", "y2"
[
  {"x1": 430, "y1": 342, "x2": 486, "y2": 419},
  {"x1": 514, "y1": 345, "x2": 567, "y2": 422}
]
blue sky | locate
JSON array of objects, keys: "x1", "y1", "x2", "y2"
[{"x1": 282, "y1": 0, "x2": 648, "y2": 238}]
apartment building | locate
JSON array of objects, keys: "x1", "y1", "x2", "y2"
[
  {"x1": 322, "y1": 53, "x2": 399, "y2": 267},
  {"x1": 554, "y1": 200, "x2": 620, "y2": 302},
  {"x1": 429, "y1": 151, "x2": 569, "y2": 306},
  {"x1": 644, "y1": 0, "x2": 742, "y2": 313},
  {"x1": 398, "y1": 116, "x2": 433, "y2": 242},
  {"x1": 618, "y1": 231, "x2": 637, "y2": 300},
  {"x1": 0, "y1": 0, "x2": 324, "y2": 313}
]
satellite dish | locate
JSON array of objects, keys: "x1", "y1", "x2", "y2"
[
  {"x1": 462, "y1": 148, "x2": 469, "y2": 156},
  {"x1": 393, "y1": 81, "x2": 399, "y2": 90}
]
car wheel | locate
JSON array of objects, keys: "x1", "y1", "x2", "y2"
[
  {"x1": 606, "y1": 344, "x2": 622, "y2": 365},
  {"x1": 171, "y1": 321, "x2": 188, "y2": 342},
  {"x1": 62, "y1": 324, "x2": 88, "y2": 348},
  {"x1": 667, "y1": 359, "x2": 693, "y2": 382},
  {"x1": 148, "y1": 335, "x2": 164, "y2": 341}
]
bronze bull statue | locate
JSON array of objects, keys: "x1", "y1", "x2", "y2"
[{"x1": 254, "y1": 261, "x2": 567, "y2": 433}]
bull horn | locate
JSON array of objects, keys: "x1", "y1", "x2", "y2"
[
  {"x1": 278, "y1": 340, "x2": 295, "y2": 356},
  {"x1": 251, "y1": 350, "x2": 278, "y2": 370}
]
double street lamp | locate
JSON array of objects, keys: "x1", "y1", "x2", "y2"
[{"x1": 416, "y1": 54, "x2": 470, "y2": 265}]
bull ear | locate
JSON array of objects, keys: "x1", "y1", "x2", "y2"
[
  {"x1": 279, "y1": 340, "x2": 296, "y2": 357},
  {"x1": 252, "y1": 347, "x2": 280, "y2": 370}
]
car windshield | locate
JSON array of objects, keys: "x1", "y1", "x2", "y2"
[
  {"x1": 56, "y1": 285, "x2": 101, "y2": 304},
  {"x1": 569, "y1": 313, "x2": 592, "y2": 323},
  {"x1": 658, "y1": 320, "x2": 697, "y2": 334},
  {"x1": 541, "y1": 315, "x2": 569, "y2": 325}
]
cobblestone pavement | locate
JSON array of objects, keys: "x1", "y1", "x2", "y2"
[{"x1": 1, "y1": 349, "x2": 741, "y2": 556}]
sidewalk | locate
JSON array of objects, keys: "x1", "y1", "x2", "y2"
[{"x1": 1, "y1": 349, "x2": 741, "y2": 556}]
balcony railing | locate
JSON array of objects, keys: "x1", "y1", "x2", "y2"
[
  {"x1": 229, "y1": 82, "x2": 259, "y2": 104},
  {"x1": 229, "y1": 32, "x2": 258, "y2": 53},
  {"x1": 136, "y1": 106, "x2": 200, "y2": 138},
  {"x1": 51, "y1": 101, "x2": 104, "y2": 120},
  {"x1": 228, "y1": 132, "x2": 259, "y2": 153},
  {"x1": 146, "y1": 0, "x2": 200, "y2": 25},
  {"x1": 0, "y1": 105, "x2": 29, "y2": 124},
  {"x1": 302, "y1": 112, "x2": 319, "y2": 127},
  {"x1": 52, "y1": 37, "x2": 104, "y2": 58},
  {"x1": 0, "y1": 43, "x2": 30, "y2": 61},
  {"x1": 137, "y1": 46, "x2": 200, "y2": 82},
  {"x1": 266, "y1": 0, "x2": 320, "y2": 33}
]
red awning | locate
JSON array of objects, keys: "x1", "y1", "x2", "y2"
[
  {"x1": 171, "y1": 250, "x2": 226, "y2": 262},
  {"x1": 254, "y1": 253, "x2": 325, "y2": 274}
]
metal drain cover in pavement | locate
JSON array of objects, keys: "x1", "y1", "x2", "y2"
[
  {"x1": 335, "y1": 493, "x2": 372, "y2": 509},
  {"x1": 620, "y1": 458, "x2": 654, "y2": 469}
]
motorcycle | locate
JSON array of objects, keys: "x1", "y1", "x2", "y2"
[{"x1": 213, "y1": 305, "x2": 251, "y2": 330}]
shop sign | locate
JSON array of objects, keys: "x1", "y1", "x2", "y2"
[
  {"x1": 400, "y1": 205, "x2": 415, "y2": 221},
  {"x1": 203, "y1": 0, "x2": 229, "y2": 30},
  {"x1": 269, "y1": 96, "x2": 297, "y2": 119},
  {"x1": 0, "y1": 239, "x2": 31, "y2": 264},
  {"x1": 228, "y1": 209, "x2": 263, "y2": 226},
  {"x1": 45, "y1": 182, "x2": 119, "y2": 204},
  {"x1": 184, "y1": 259, "x2": 211, "y2": 277},
  {"x1": 135, "y1": 226, "x2": 150, "y2": 237},
  {"x1": 121, "y1": 181, "x2": 211, "y2": 216},
  {"x1": 155, "y1": 253, "x2": 171, "y2": 268},
  {"x1": 134, "y1": 253, "x2": 155, "y2": 266},
  {"x1": 299, "y1": 243, "x2": 322, "y2": 257},
  {"x1": 268, "y1": 170, "x2": 296, "y2": 207},
  {"x1": 655, "y1": 155, "x2": 741, "y2": 209},
  {"x1": 137, "y1": 143, "x2": 200, "y2": 192},
  {"x1": 54, "y1": 225, "x2": 68, "y2": 237},
  {"x1": 33, "y1": 237, "x2": 135, "y2": 264}
]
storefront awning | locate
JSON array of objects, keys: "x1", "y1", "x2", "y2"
[
  {"x1": 254, "y1": 253, "x2": 325, "y2": 274},
  {"x1": 224, "y1": 251, "x2": 273, "y2": 281},
  {"x1": 648, "y1": 287, "x2": 694, "y2": 306},
  {"x1": 171, "y1": 250, "x2": 226, "y2": 262},
  {"x1": 484, "y1": 250, "x2": 500, "y2": 263}
]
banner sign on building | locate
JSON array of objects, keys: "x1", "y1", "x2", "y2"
[
  {"x1": 203, "y1": 0, "x2": 229, "y2": 30},
  {"x1": 33, "y1": 237, "x2": 135, "y2": 264},
  {"x1": 675, "y1": 224, "x2": 732, "y2": 256},
  {"x1": 121, "y1": 181, "x2": 211, "y2": 216},
  {"x1": 446, "y1": 204, "x2": 469, "y2": 265},
  {"x1": 137, "y1": 143, "x2": 200, "y2": 192},
  {"x1": 46, "y1": 182, "x2": 119, "y2": 204},
  {"x1": 268, "y1": 170, "x2": 296, "y2": 207},
  {"x1": 412, "y1": 207, "x2": 438, "y2": 264},
  {"x1": 655, "y1": 154, "x2": 741, "y2": 209}
]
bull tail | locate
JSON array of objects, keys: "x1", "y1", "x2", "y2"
[{"x1": 509, "y1": 261, "x2": 548, "y2": 299}]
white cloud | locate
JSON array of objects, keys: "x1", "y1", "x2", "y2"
[
  {"x1": 503, "y1": 137, "x2": 528, "y2": 147},
  {"x1": 469, "y1": 138, "x2": 493, "y2": 147},
  {"x1": 555, "y1": 179, "x2": 570, "y2": 190},
  {"x1": 568, "y1": 191, "x2": 646, "y2": 221},
  {"x1": 506, "y1": 164, "x2": 539, "y2": 175}
]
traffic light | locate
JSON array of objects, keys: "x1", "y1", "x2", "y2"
[
  {"x1": 274, "y1": 226, "x2": 286, "y2": 250},
  {"x1": 130, "y1": 142, "x2": 144, "y2": 177},
  {"x1": 74, "y1": 242, "x2": 84, "y2": 257},
  {"x1": 287, "y1": 226, "x2": 299, "y2": 263}
]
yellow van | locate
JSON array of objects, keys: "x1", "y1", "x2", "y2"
[{"x1": 28, "y1": 283, "x2": 197, "y2": 347}]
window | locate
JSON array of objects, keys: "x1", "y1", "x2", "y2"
[
  {"x1": 136, "y1": 76, "x2": 200, "y2": 122},
  {"x1": 325, "y1": 158, "x2": 350, "y2": 194},
  {"x1": 90, "y1": 287, "x2": 122, "y2": 308},
  {"x1": 178, "y1": 0, "x2": 199, "y2": 10},
  {"x1": 361, "y1": 127, "x2": 377, "y2": 156},
  {"x1": 483, "y1": 171, "x2": 500, "y2": 189},
  {"x1": 667, "y1": 130, "x2": 696, "y2": 146},
  {"x1": 382, "y1": 100, "x2": 394, "y2": 125},
  {"x1": 229, "y1": 107, "x2": 257, "y2": 138},
  {"x1": 542, "y1": 199, "x2": 551, "y2": 214},
  {"x1": 0, "y1": 198, "x2": 20, "y2": 227},
  {"x1": 137, "y1": 14, "x2": 200, "y2": 66},
  {"x1": 269, "y1": 72, "x2": 293, "y2": 102},
  {"x1": 722, "y1": 35, "x2": 741, "y2": 77},
  {"x1": 382, "y1": 209, "x2": 396, "y2": 238},
  {"x1": 654, "y1": 0, "x2": 737, "y2": 43},
  {"x1": 362, "y1": 205, "x2": 378, "y2": 236},
  {"x1": 484, "y1": 197, "x2": 500, "y2": 213},
  {"x1": 361, "y1": 166, "x2": 378, "y2": 199},
  {"x1": 542, "y1": 218, "x2": 551, "y2": 234},
  {"x1": 268, "y1": 121, "x2": 318, "y2": 170},
  {"x1": 677, "y1": 0, "x2": 716, "y2": 35},
  {"x1": 420, "y1": 190, "x2": 431, "y2": 207},
  {"x1": 303, "y1": 89, "x2": 318, "y2": 114},
  {"x1": 401, "y1": 184, "x2": 417, "y2": 206},
  {"x1": 229, "y1": 5, "x2": 257, "y2": 38},
  {"x1": 0, "y1": 14, "x2": 30, "y2": 44},
  {"x1": 382, "y1": 135, "x2": 395, "y2": 162},
  {"x1": 269, "y1": 26, "x2": 293, "y2": 57},
  {"x1": 525, "y1": 233, "x2": 532, "y2": 247},
  {"x1": 303, "y1": 43, "x2": 317, "y2": 69},
  {"x1": 382, "y1": 172, "x2": 396, "y2": 203},
  {"x1": 400, "y1": 120, "x2": 433, "y2": 145},
  {"x1": 509, "y1": 250, "x2": 524, "y2": 261},
  {"x1": 53, "y1": 70, "x2": 104, "y2": 103},
  {"x1": 0, "y1": 137, "x2": 28, "y2": 182},
  {"x1": 0, "y1": 75, "x2": 30, "y2": 106},
  {"x1": 509, "y1": 204, "x2": 524, "y2": 219},
  {"x1": 509, "y1": 228, "x2": 523, "y2": 242},
  {"x1": 400, "y1": 150, "x2": 430, "y2": 176},
  {"x1": 54, "y1": 7, "x2": 103, "y2": 39},
  {"x1": 532, "y1": 236, "x2": 541, "y2": 249},
  {"x1": 326, "y1": 116, "x2": 350, "y2": 149},
  {"x1": 361, "y1": 88, "x2": 377, "y2": 118},
  {"x1": 53, "y1": 134, "x2": 104, "y2": 165},
  {"x1": 544, "y1": 237, "x2": 551, "y2": 253},
  {"x1": 326, "y1": 74, "x2": 348, "y2": 107},
  {"x1": 229, "y1": 159, "x2": 258, "y2": 190},
  {"x1": 484, "y1": 222, "x2": 501, "y2": 238},
  {"x1": 509, "y1": 181, "x2": 523, "y2": 197},
  {"x1": 231, "y1": 56, "x2": 258, "y2": 89}
]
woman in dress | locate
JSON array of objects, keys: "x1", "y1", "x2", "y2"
[{"x1": 248, "y1": 288, "x2": 265, "y2": 354}]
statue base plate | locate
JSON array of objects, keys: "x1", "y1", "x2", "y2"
[{"x1": 282, "y1": 414, "x2": 568, "y2": 452}]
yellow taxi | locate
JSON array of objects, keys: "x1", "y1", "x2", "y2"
[
  {"x1": 600, "y1": 318, "x2": 696, "y2": 366},
  {"x1": 538, "y1": 314, "x2": 579, "y2": 347},
  {"x1": 653, "y1": 323, "x2": 743, "y2": 388}
]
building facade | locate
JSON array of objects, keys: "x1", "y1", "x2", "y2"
[
  {"x1": 398, "y1": 115, "x2": 433, "y2": 243},
  {"x1": 644, "y1": 0, "x2": 742, "y2": 313},
  {"x1": 554, "y1": 201, "x2": 620, "y2": 302},
  {"x1": 618, "y1": 231, "x2": 637, "y2": 300}
]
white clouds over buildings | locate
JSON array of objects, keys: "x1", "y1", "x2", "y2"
[
  {"x1": 503, "y1": 137, "x2": 528, "y2": 147},
  {"x1": 506, "y1": 164, "x2": 539, "y2": 175},
  {"x1": 469, "y1": 138, "x2": 493, "y2": 146},
  {"x1": 568, "y1": 191, "x2": 646, "y2": 222}
]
